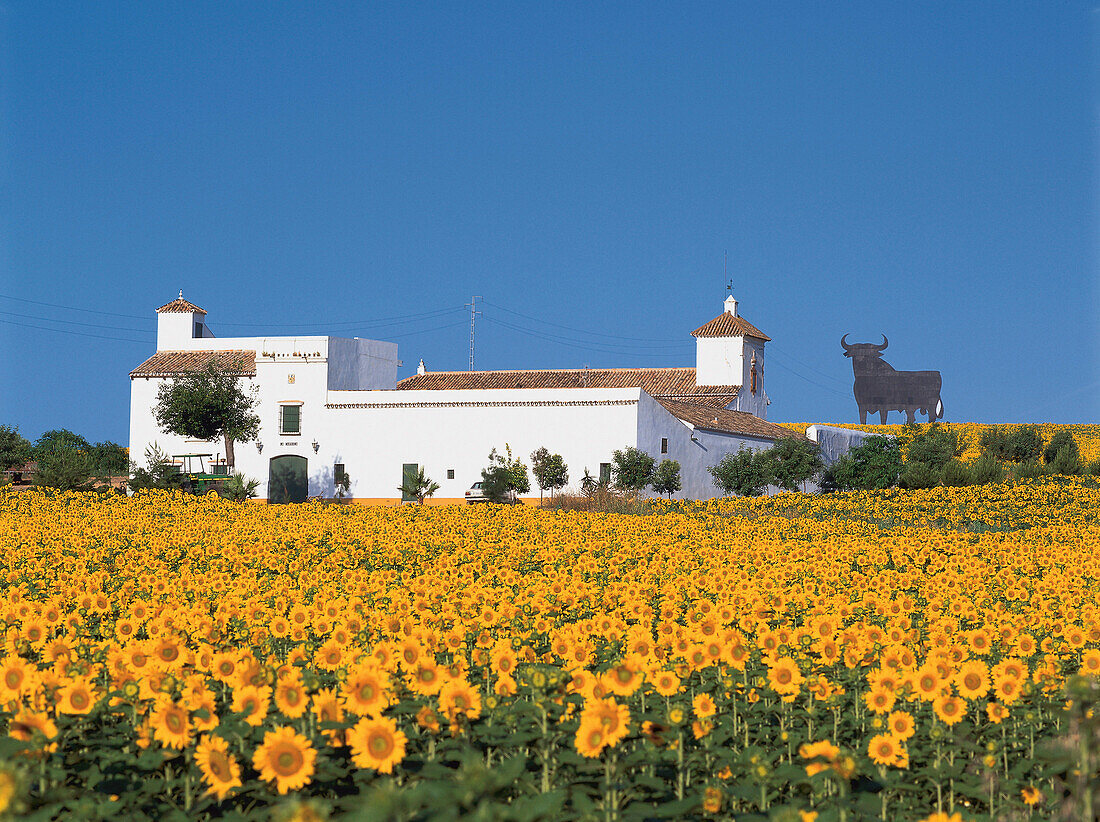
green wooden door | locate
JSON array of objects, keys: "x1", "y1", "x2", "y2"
[
  {"x1": 401, "y1": 463, "x2": 418, "y2": 502},
  {"x1": 269, "y1": 456, "x2": 308, "y2": 504}
]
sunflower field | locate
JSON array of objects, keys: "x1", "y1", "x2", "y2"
[{"x1": 0, "y1": 479, "x2": 1098, "y2": 820}]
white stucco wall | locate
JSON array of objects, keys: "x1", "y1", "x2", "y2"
[
  {"x1": 695, "y1": 334, "x2": 743, "y2": 389},
  {"x1": 312, "y1": 387, "x2": 644, "y2": 501},
  {"x1": 636, "y1": 392, "x2": 779, "y2": 500}
]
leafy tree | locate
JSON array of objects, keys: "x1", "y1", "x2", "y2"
[
  {"x1": 764, "y1": 437, "x2": 824, "y2": 492},
  {"x1": 128, "y1": 444, "x2": 189, "y2": 493},
  {"x1": 1043, "y1": 430, "x2": 1079, "y2": 466},
  {"x1": 822, "y1": 436, "x2": 903, "y2": 492},
  {"x1": 611, "y1": 446, "x2": 656, "y2": 492},
  {"x1": 708, "y1": 448, "x2": 772, "y2": 497},
  {"x1": 33, "y1": 429, "x2": 90, "y2": 460},
  {"x1": 0, "y1": 425, "x2": 32, "y2": 472},
  {"x1": 905, "y1": 426, "x2": 959, "y2": 471},
  {"x1": 88, "y1": 441, "x2": 129, "y2": 475},
  {"x1": 488, "y1": 446, "x2": 530, "y2": 494},
  {"x1": 651, "y1": 459, "x2": 682, "y2": 498},
  {"x1": 530, "y1": 447, "x2": 568, "y2": 501},
  {"x1": 33, "y1": 447, "x2": 95, "y2": 492},
  {"x1": 221, "y1": 472, "x2": 260, "y2": 501},
  {"x1": 397, "y1": 465, "x2": 440, "y2": 505},
  {"x1": 153, "y1": 361, "x2": 260, "y2": 468},
  {"x1": 480, "y1": 446, "x2": 529, "y2": 504}
]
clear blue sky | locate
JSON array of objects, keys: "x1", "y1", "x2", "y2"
[{"x1": 2, "y1": 2, "x2": 1097, "y2": 445}]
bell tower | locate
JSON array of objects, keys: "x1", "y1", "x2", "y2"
[
  {"x1": 692, "y1": 295, "x2": 771, "y2": 418},
  {"x1": 155, "y1": 292, "x2": 213, "y2": 349}
]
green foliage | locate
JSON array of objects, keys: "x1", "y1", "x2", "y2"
[
  {"x1": 1044, "y1": 430, "x2": 1080, "y2": 466},
  {"x1": 822, "y1": 435, "x2": 903, "y2": 492},
  {"x1": 479, "y1": 465, "x2": 514, "y2": 504},
  {"x1": 128, "y1": 444, "x2": 188, "y2": 493},
  {"x1": 487, "y1": 445, "x2": 530, "y2": 496},
  {"x1": 530, "y1": 447, "x2": 569, "y2": 498},
  {"x1": 708, "y1": 448, "x2": 772, "y2": 497},
  {"x1": 1087, "y1": 458, "x2": 1100, "y2": 477},
  {"x1": 611, "y1": 446, "x2": 656, "y2": 491},
  {"x1": 905, "y1": 424, "x2": 959, "y2": 471},
  {"x1": 153, "y1": 360, "x2": 260, "y2": 466},
  {"x1": 980, "y1": 425, "x2": 1042, "y2": 462},
  {"x1": 1013, "y1": 460, "x2": 1048, "y2": 480},
  {"x1": 939, "y1": 459, "x2": 972, "y2": 487},
  {"x1": 397, "y1": 465, "x2": 441, "y2": 504},
  {"x1": 32, "y1": 429, "x2": 90, "y2": 459},
  {"x1": 334, "y1": 466, "x2": 352, "y2": 499},
  {"x1": 86, "y1": 441, "x2": 129, "y2": 475},
  {"x1": 969, "y1": 451, "x2": 1005, "y2": 485},
  {"x1": 1049, "y1": 445, "x2": 1083, "y2": 476},
  {"x1": 764, "y1": 437, "x2": 824, "y2": 492},
  {"x1": 650, "y1": 459, "x2": 682, "y2": 498},
  {"x1": 0, "y1": 424, "x2": 32, "y2": 472},
  {"x1": 897, "y1": 461, "x2": 939, "y2": 490},
  {"x1": 33, "y1": 447, "x2": 96, "y2": 492},
  {"x1": 221, "y1": 471, "x2": 260, "y2": 501}
]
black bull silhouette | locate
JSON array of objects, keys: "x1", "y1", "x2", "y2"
[{"x1": 841, "y1": 335, "x2": 943, "y2": 424}]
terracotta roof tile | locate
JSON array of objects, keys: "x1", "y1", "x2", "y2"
[
  {"x1": 654, "y1": 398, "x2": 805, "y2": 441},
  {"x1": 396, "y1": 367, "x2": 740, "y2": 403},
  {"x1": 129, "y1": 350, "x2": 255, "y2": 378},
  {"x1": 156, "y1": 297, "x2": 207, "y2": 314},
  {"x1": 691, "y1": 313, "x2": 770, "y2": 341}
]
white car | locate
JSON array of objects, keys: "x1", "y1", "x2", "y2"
[{"x1": 464, "y1": 481, "x2": 518, "y2": 504}]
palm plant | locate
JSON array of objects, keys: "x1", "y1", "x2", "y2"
[{"x1": 397, "y1": 466, "x2": 440, "y2": 505}]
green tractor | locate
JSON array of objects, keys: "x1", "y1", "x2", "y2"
[{"x1": 171, "y1": 453, "x2": 229, "y2": 495}]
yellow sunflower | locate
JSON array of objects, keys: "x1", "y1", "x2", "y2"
[
  {"x1": 151, "y1": 699, "x2": 192, "y2": 750},
  {"x1": 347, "y1": 715, "x2": 407, "y2": 773},
  {"x1": 194, "y1": 734, "x2": 242, "y2": 800},
  {"x1": 253, "y1": 726, "x2": 317, "y2": 794}
]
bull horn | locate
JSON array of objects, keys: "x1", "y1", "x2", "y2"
[
  {"x1": 840, "y1": 334, "x2": 852, "y2": 352},
  {"x1": 875, "y1": 334, "x2": 888, "y2": 351}
]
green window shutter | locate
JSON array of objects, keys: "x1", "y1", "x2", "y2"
[
  {"x1": 401, "y1": 463, "x2": 418, "y2": 501},
  {"x1": 599, "y1": 462, "x2": 611, "y2": 485},
  {"x1": 281, "y1": 405, "x2": 301, "y2": 435}
]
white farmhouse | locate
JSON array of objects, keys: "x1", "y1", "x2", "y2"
[{"x1": 129, "y1": 293, "x2": 804, "y2": 503}]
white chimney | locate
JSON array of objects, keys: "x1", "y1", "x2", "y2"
[
  {"x1": 724, "y1": 294, "x2": 738, "y2": 316},
  {"x1": 416, "y1": 358, "x2": 426, "y2": 375}
]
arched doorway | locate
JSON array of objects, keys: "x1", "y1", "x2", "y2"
[{"x1": 268, "y1": 455, "x2": 308, "y2": 504}]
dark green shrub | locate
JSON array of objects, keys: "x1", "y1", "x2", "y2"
[
  {"x1": 764, "y1": 437, "x2": 824, "y2": 492},
  {"x1": 898, "y1": 462, "x2": 939, "y2": 489},
  {"x1": 969, "y1": 452, "x2": 1005, "y2": 485},
  {"x1": 824, "y1": 436, "x2": 903, "y2": 492},
  {"x1": 905, "y1": 426, "x2": 959, "y2": 471},
  {"x1": 940, "y1": 459, "x2": 972, "y2": 487},
  {"x1": 1049, "y1": 445, "x2": 1083, "y2": 477},
  {"x1": 1013, "y1": 460, "x2": 1048, "y2": 480},
  {"x1": 611, "y1": 446, "x2": 656, "y2": 492},
  {"x1": 1043, "y1": 430, "x2": 1079, "y2": 465}
]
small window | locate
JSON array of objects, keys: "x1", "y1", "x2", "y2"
[
  {"x1": 334, "y1": 463, "x2": 346, "y2": 483},
  {"x1": 661, "y1": 438, "x2": 668, "y2": 454},
  {"x1": 599, "y1": 462, "x2": 611, "y2": 485},
  {"x1": 447, "y1": 469, "x2": 455, "y2": 480},
  {"x1": 280, "y1": 404, "x2": 301, "y2": 435}
]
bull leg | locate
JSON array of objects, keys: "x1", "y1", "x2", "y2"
[
  {"x1": 880, "y1": 410, "x2": 889, "y2": 424},
  {"x1": 860, "y1": 408, "x2": 867, "y2": 424},
  {"x1": 906, "y1": 407, "x2": 916, "y2": 424}
]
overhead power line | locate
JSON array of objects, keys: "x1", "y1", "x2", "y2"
[
  {"x1": 480, "y1": 300, "x2": 689, "y2": 344},
  {"x1": 0, "y1": 309, "x2": 153, "y2": 334},
  {"x1": 0, "y1": 318, "x2": 152, "y2": 344}
]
